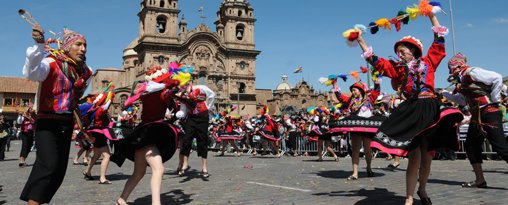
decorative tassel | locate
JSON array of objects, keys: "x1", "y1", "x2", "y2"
[
  {"x1": 350, "y1": 71, "x2": 359, "y2": 82},
  {"x1": 338, "y1": 74, "x2": 348, "y2": 82},
  {"x1": 397, "y1": 10, "x2": 410, "y2": 24},
  {"x1": 360, "y1": 66, "x2": 369, "y2": 73},
  {"x1": 171, "y1": 71, "x2": 191, "y2": 86},
  {"x1": 342, "y1": 28, "x2": 359, "y2": 41},
  {"x1": 368, "y1": 22, "x2": 379, "y2": 34},
  {"x1": 429, "y1": 1, "x2": 446, "y2": 14},
  {"x1": 418, "y1": 0, "x2": 433, "y2": 16},
  {"x1": 354, "y1": 24, "x2": 367, "y2": 33},
  {"x1": 390, "y1": 18, "x2": 402, "y2": 32},
  {"x1": 375, "y1": 18, "x2": 392, "y2": 31},
  {"x1": 318, "y1": 77, "x2": 329, "y2": 85},
  {"x1": 306, "y1": 107, "x2": 315, "y2": 115},
  {"x1": 406, "y1": 5, "x2": 419, "y2": 20}
]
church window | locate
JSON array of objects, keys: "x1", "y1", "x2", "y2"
[
  {"x1": 157, "y1": 55, "x2": 165, "y2": 65},
  {"x1": 4, "y1": 98, "x2": 13, "y2": 106},
  {"x1": 238, "y1": 10, "x2": 242, "y2": 17},
  {"x1": 159, "y1": 0, "x2": 164, "y2": 8},
  {"x1": 238, "y1": 82, "x2": 246, "y2": 93},
  {"x1": 239, "y1": 61, "x2": 246, "y2": 70},
  {"x1": 235, "y1": 24, "x2": 244, "y2": 40},
  {"x1": 156, "y1": 16, "x2": 167, "y2": 33},
  {"x1": 219, "y1": 30, "x2": 223, "y2": 36}
]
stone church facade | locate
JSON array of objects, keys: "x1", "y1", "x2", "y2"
[
  {"x1": 91, "y1": 0, "x2": 260, "y2": 116},
  {"x1": 255, "y1": 75, "x2": 329, "y2": 116}
]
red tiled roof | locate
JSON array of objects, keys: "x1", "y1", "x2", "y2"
[{"x1": 0, "y1": 76, "x2": 38, "y2": 94}]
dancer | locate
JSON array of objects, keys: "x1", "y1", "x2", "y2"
[
  {"x1": 256, "y1": 107, "x2": 281, "y2": 158},
  {"x1": 177, "y1": 84, "x2": 215, "y2": 178},
  {"x1": 329, "y1": 79, "x2": 384, "y2": 179},
  {"x1": 115, "y1": 66, "x2": 180, "y2": 205},
  {"x1": 81, "y1": 85, "x2": 117, "y2": 184},
  {"x1": 285, "y1": 115, "x2": 299, "y2": 157},
  {"x1": 443, "y1": 53, "x2": 508, "y2": 188},
  {"x1": 217, "y1": 116, "x2": 243, "y2": 157},
  {"x1": 308, "y1": 109, "x2": 338, "y2": 162},
  {"x1": 18, "y1": 104, "x2": 36, "y2": 167},
  {"x1": 356, "y1": 12, "x2": 463, "y2": 205},
  {"x1": 20, "y1": 25, "x2": 92, "y2": 205}
]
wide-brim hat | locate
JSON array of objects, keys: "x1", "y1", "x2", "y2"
[
  {"x1": 145, "y1": 66, "x2": 170, "y2": 83},
  {"x1": 349, "y1": 82, "x2": 367, "y2": 97},
  {"x1": 394, "y1": 36, "x2": 423, "y2": 59}
]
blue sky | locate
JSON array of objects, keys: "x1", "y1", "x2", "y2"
[{"x1": 1, "y1": 0, "x2": 507, "y2": 94}]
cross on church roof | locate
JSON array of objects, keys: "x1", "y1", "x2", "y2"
[{"x1": 198, "y1": 6, "x2": 206, "y2": 23}]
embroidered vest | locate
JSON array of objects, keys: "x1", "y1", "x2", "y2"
[
  {"x1": 38, "y1": 56, "x2": 91, "y2": 114},
  {"x1": 458, "y1": 67, "x2": 492, "y2": 106}
]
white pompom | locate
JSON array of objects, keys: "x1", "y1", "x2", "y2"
[{"x1": 176, "y1": 111, "x2": 185, "y2": 119}]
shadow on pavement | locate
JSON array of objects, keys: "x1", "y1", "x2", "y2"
[
  {"x1": 174, "y1": 170, "x2": 210, "y2": 183},
  {"x1": 428, "y1": 179, "x2": 508, "y2": 190},
  {"x1": 482, "y1": 168, "x2": 508, "y2": 174},
  {"x1": 313, "y1": 187, "x2": 406, "y2": 205},
  {"x1": 106, "y1": 172, "x2": 131, "y2": 181},
  {"x1": 132, "y1": 189, "x2": 193, "y2": 204},
  {"x1": 315, "y1": 170, "x2": 386, "y2": 179},
  {"x1": 427, "y1": 178, "x2": 464, "y2": 186}
]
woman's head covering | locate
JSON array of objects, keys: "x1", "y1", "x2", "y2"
[{"x1": 394, "y1": 36, "x2": 423, "y2": 58}]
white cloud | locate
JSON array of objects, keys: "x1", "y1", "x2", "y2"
[
  {"x1": 493, "y1": 18, "x2": 508, "y2": 24},
  {"x1": 465, "y1": 23, "x2": 473, "y2": 28}
]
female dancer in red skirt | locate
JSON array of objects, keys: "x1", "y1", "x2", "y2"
[
  {"x1": 115, "y1": 66, "x2": 180, "y2": 205},
  {"x1": 356, "y1": 13, "x2": 463, "y2": 205}
]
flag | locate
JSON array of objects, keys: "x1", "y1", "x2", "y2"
[{"x1": 293, "y1": 66, "x2": 303, "y2": 73}]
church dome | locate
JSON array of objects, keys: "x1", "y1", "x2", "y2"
[
  {"x1": 276, "y1": 83, "x2": 291, "y2": 91},
  {"x1": 275, "y1": 75, "x2": 292, "y2": 91},
  {"x1": 123, "y1": 37, "x2": 139, "y2": 57}
]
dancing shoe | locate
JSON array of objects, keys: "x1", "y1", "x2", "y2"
[
  {"x1": 461, "y1": 180, "x2": 487, "y2": 188},
  {"x1": 417, "y1": 190, "x2": 432, "y2": 205}
]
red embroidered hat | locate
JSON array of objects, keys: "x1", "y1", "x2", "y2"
[
  {"x1": 144, "y1": 66, "x2": 170, "y2": 83},
  {"x1": 350, "y1": 82, "x2": 368, "y2": 97},
  {"x1": 394, "y1": 36, "x2": 423, "y2": 58}
]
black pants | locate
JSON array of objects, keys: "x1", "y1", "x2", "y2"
[
  {"x1": 180, "y1": 117, "x2": 209, "y2": 159},
  {"x1": 0, "y1": 136, "x2": 7, "y2": 160},
  {"x1": 20, "y1": 131, "x2": 34, "y2": 158},
  {"x1": 20, "y1": 119, "x2": 73, "y2": 203},
  {"x1": 287, "y1": 131, "x2": 298, "y2": 150},
  {"x1": 465, "y1": 111, "x2": 508, "y2": 164}
]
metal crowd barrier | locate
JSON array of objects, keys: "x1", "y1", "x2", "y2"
[
  {"x1": 294, "y1": 133, "x2": 349, "y2": 156},
  {"x1": 455, "y1": 122, "x2": 508, "y2": 157},
  {"x1": 205, "y1": 122, "x2": 508, "y2": 158}
]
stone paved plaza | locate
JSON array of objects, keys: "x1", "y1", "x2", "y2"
[{"x1": 1, "y1": 141, "x2": 508, "y2": 205}]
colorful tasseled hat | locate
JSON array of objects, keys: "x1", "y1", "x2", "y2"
[
  {"x1": 447, "y1": 52, "x2": 467, "y2": 69},
  {"x1": 91, "y1": 83, "x2": 115, "y2": 110},
  {"x1": 394, "y1": 36, "x2": 423, "y2": 58},
  {"x1": 62, "y1": 28, "x2": 86, "y2": 51}
]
